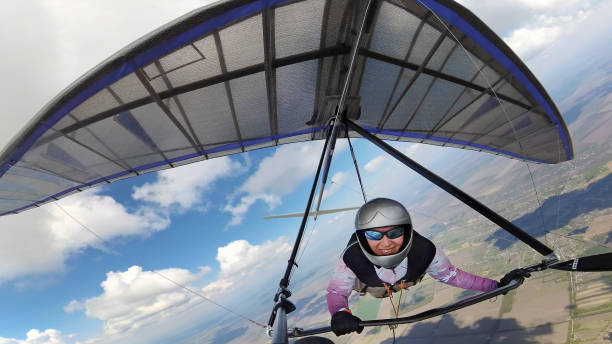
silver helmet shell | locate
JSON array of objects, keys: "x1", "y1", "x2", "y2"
[{"x1": 355, "y1": 198, "x2": 413, "y2": 268}]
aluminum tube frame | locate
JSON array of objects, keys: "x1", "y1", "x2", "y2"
[
  {"x1": 289, "y1": 278, "x2": 523, "y2": 338},
  {"x1": 268, "y1": 125, "x2": 332, "y2": 328},
  {"x1": 345, "y1": 119, "x2": 554, "y2": 256},
  {"x1": 277, "y1": 124, "x2": 331, "y2": 288},
  {"x1": 271, "y1": 300, "x2": 288, "y2": 344},
  {"x1": 314, "y1": 0, "x2": 377, "y2": 215}
]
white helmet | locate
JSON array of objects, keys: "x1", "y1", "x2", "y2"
[{"x1": 355, "y1": 198, "x2": 413, "y2": 268}]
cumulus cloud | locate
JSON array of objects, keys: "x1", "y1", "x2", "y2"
[
  {"x1": 67, "y1": 265, "x2": 209, "y2": 337},
  {"x1": 201, "y1": 237, "x2": 292, "y2": 296},
  {"x1": 454, "y1": 0, "x2": 594, "y2": 61},
  {"x1": 0, "y1": 189, "x2": 169, "y2": 283},
  {"x1": 515, "y1": 0, "x2": 580, "y2": 11},
  {"x1": 132, "y1": 157, "x2": 243, "y2": 212},
  {"x1": 505, "y1": 26, "x2": 563, "y2": 60},
  {"x1": 323, "y1": 171, "x2": 349, "y2": 200},
  {"x1": 69, "y1": 238, "x2": 292, "y2": 343},
  {"x1": 64, "y1": 300, "x2": 85, "y2": 313},
  {"x1": 223, "y1": 141, "x2": 347, "y2": 226},
  {"x1": 364, "y1": 155, "x2": 387, "y2": 173},
  {"x1": 0, "y1": 329, "x2": 73, "y2": 344}
]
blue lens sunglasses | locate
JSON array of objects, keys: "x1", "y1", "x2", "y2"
[{"x1": 363, "y1": 226, "x2": 406, "y2": 240}]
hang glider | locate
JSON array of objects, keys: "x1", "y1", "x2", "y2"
[
  {"x1": 2, "y1": 0, "x2": 603, "y2": 343},
  {"x1": 0, "y1": 0, "x2": 573, "y2": 216}
]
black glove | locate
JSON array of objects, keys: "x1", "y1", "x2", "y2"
[
  {"x1": 498, "y1": 268, "x2": 531, "y2": 288},
  {"x1": 331, "y1": 311, "x2": 363, "y2": 336}
]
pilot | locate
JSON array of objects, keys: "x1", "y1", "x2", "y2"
[{"x1": 327, "y1": 198, "x2": 526, "y2": 336}]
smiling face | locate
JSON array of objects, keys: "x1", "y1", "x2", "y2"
[{"x1": 365, "y1": 226, "x2": 404, "y2": 256}]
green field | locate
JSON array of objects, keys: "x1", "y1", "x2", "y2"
[{"x1": 353, "y1": 295, "x2": 382, "y2": 320}]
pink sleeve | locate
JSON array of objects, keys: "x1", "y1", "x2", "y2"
[
  {"x1": 326, "y1": 257, "x2": 356, "y2": 315},
  {"x1": 426, "y1": 247, "x2": 497, "y2": 292}
]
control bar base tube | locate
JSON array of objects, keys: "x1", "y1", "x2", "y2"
[
  {"x1": 345, "y1": 119, "x2": 553, "y2": 256},
  {"x1": 290, "y1": 278, "x2": 524, "y2": 338}
]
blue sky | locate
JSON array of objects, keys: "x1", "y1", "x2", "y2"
[{"x1": 0, "y1": 0, "x2": 611, "y2": 343}]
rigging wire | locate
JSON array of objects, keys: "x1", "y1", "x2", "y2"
[
  {"x1": 291, "y1": 131, "x2": 371, "y2": 280},
  {"x1": 524, "y1": 132, "x2": 561, "y2": 251},
  {"x1": 288, "y1": 135, "x2": 371, "y2": 288},
  {"x1": 53, "y1": 202, "x2": 268, "y2": 329},
  {"x1": 286, "y1": 148, "x2": 325, "y2": 284},
  {"x1": 416, "y1": 0, "x2": 557, "y2": 257},
  {"x1": 330, "y1": 179, "x2": 365, "y2": 197},
  {"x1": 410, "y1": 17, "x2": 608, "y2": 344},
  {"x1": 289, "y1": 216, "x2": 319, "y2": 284}
]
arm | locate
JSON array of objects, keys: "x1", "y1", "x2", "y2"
[
  {"x1": 327, "y1": 258, "x2": 364, "y2": 336},
  {"x1": 326, "y1": 257, "x2": 357, "y2": 315},
  {"x1": 426, "y1": 246, "x2": 497, "y2": 292}
]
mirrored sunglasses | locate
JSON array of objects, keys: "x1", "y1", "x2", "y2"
[{"x1": 363, "y1": 226, "x2": 405, "y2": 241}]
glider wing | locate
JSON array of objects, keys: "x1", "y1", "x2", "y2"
[{"x1": 0, "y1": 0, "x2": 572, "y2": 215}]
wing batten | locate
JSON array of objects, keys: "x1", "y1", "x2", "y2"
[{"x1": 416, "y1": 0, "x2": 572, "y2": 159}]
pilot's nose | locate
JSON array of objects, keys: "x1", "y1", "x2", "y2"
[{"x1": 379, "y1": 236, "x2": 392, "y2": 246}]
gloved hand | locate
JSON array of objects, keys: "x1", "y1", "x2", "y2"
[
  {"x1": 331, "y1": 310, "x2": 364, "y2": 336},
  {"x1": 498, "y1": 268, "x2": 531, "y2": 288}
]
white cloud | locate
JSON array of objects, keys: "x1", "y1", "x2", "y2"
[
  {"x1": 223, "y1": 194, "x2": 281, "y2": 226},
  {"x1": 452, "y1": 0, "x2": 594, "y2": 62},
  {"x1": 0, "y1": 189, "x2": 170, "y2": 283},
  {"x1": 0, "y1": 329, "x2": 73, "y2": 344},
  {"x1": 69, "y1": 238, "x2": 292, "y2": 343},
  {"x1": 64, "y1": 300, "x2": 85, "y2": 313},
  {"x1": 505, "y1": 26, "x2": 563, "y2": 60},
  {"x1": 224, "y1": 141, "x2": 347, "y2": 226},
  {"x1": 502, "y1": 5, "x2": 593, "y2": 62},
  {"x1": 399, "y1": 142, "x2": 443, "y2": 167},
  {"x1": 364, "y1": 155, "x2": 387, "y2": 173},
  {"x1": 68, "y1": 265, "x2": 209, "y2": 337},
  {"x1": 327, "y1": 211, "x2": 350, "y2": 225},
  {"x1": 516, "y1": 0, "x2": 579, "y2": 11},
  {"x1": 202, "y1": 237, "x2": 292, "y2": 296},
  {"x1": 528, "y1": 1, "x2": 612, "y2": 91},
  {"x1": 402, "y1": 142, "x2": 422, "y2": 156},
  {"x1": 132, "y1": 157, "x2": 243, "y2": 211},
  {"x1": 322, "y1": 171, "x2": 349, "y2": 200}
]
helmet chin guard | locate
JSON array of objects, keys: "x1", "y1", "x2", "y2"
[{"x1": 355, "y1": 198, "x2": 413, "y2": 268}]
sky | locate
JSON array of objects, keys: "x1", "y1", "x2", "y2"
[{"x1": 0, "y1": 0, "x2": 611, "y2": 343}]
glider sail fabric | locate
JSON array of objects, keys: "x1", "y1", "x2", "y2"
[{"x1": 0, "y1": 0, "x2": 572, "y2": 215}]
